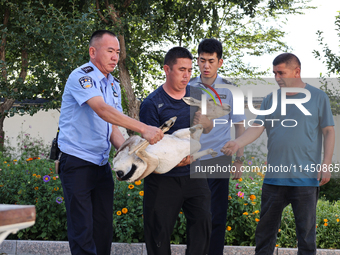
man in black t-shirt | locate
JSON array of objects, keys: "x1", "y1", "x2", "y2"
[{"x1": 140, "y1": 47, "x2": 212, "y2": 255}]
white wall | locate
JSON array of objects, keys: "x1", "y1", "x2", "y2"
[
  {"x1": 4, "y1": 110, "x2": 60, "y2": 152},
  {"x1": 3, "y1": 109, "x2": 128, "y2": 159}
]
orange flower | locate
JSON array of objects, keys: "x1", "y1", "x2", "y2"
[
  {"x1": 324, "y1": 223, "x2": 328, "y2": 227},
  {"x1": 228, "y1": 196, "x2": 232, "y2": 200},
  {"x1": 33, "y1": 174, "x2": 37, "y2": 177},
  {"x1": 54, "y1": 187, "x2": 59, "y2": 191},
  {"x1": 243, "y1": 212, "x2": 248, "y2": 215},
  {"x1": 324, "y1": 219, "x2": 328, "y2": 222},
  {"x1": 255, "y1": 218, "x2": 260, "y2": 222},
  {"x1": 37, "y1": 175, "x2": 41, "y2": 178},
  {"x1": 53, "y1": 177, "x2": 57, "y2": 180},
  {"x1": 254, "y1": 210, "x2": 259, "y2": 214},
  {"x1": 239, "y1": 178, "x2": 243, "y2": 182},
  {"x1": 34, "y1": 187, "x2": 39, "y2": 190},
  {"x1": 122, "y1": 208, "x2": 128, "y2": 214},
  {"x1": 128, "y1": 184, "x2": 134, "y2": 189},
  {"x1": 226, "y1": 226, "x2": 232, "y2": 231},
  {"x1": 278, "y1": 229, "x2": 281, "y2": 232},
  {"x1": 249, "y1": 194, "x2": 256, "y2": 201},
  {"x1": 116, "y1": 211, "x2": 122, "y2": 216},
  {"x1": 275, "y1": 244, "x2": 279, "y2": 247},
  {"x1": 134, "y1": 180, "x2": 142, "y2": 186},
  {"x1": 336, "y1": 219, "x2": 339, "y2": 222},
  {"x1": 139, "y1": 191, "x2": 144, "y2": 196}
]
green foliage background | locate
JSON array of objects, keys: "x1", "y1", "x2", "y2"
[{"x1": 0, "y1": 0, "x2": 313, "y2": 115}]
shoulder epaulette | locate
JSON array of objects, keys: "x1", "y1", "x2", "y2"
[
  {"x1": 113, "y1": 76, "x2": 120, "y2": 83},
  {"x1": 81, "y1": 66, "x2": 94, "y2": 73}
]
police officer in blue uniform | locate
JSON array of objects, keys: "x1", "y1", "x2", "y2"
[
  {"x1": 190, "y1": 39, "x2": 246, "y2": 255},
  {"x1": 58, "y1": 30, "x2": 163, "y2": 255}
]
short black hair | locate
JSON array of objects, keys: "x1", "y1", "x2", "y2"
[
  {"x1": 198, "y1": 39, "x2": 223, "y2": 60},
  {"x1": 89, "y1": 30, "x2": 117, "y2": 47},
  {"x1": 273, "y1": 53, "x2": 301, "y2": 69},
  {"x1": 164, "y1": 47, "x2": 193, "y2": 68}
]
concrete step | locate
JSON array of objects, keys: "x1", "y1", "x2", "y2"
[{"x1": 1, "y1": 240, "x2": 339, "y2": 255}]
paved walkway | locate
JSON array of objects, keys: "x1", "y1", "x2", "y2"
[{"x1": 1, "y1": 240, "x2": 340, "y2": 255}]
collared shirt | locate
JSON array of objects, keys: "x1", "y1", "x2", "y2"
[
  {"x1": 58, "y1": 61, "x2": 122, "y2": 166},
  {"x1": 189, "y1": 74, "x2": 246, "y2": 160}
]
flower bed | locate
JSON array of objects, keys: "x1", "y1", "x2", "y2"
[{"x1": 0, "y1": 155, "x2": 339, "y2": 248}]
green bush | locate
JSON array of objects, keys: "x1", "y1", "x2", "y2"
[
  {"x1": 0, "y1": 155, "x2": 67, "y2": 240},
  {"x1": 320, "y1": 177, "x2": 340, "y2": 202},
  {"x1": 0, "y1": 154, "x2": 339, "y2": 249},
  {"x1": 112, "y1": 179, "x2": 144, "y2": 243},
  {"x1": 316, "y1": 199, "x2": 340, "y2": 249},
  {"x1": 225, "y1": 160, "x2": 340, "y2": 249},
  {"x1": 226, "y1": 175, "x2": 262, "y2": 246}
]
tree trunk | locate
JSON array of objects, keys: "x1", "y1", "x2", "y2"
[
  {"x1": 117, "y1": 34, "x2": 140, "y2": 121},
  {"x1": 0, "y1": 7, "x2": 10, "y2": 150},
  {"x1": 0, "y1": 99, "x2": 15, "y2": 151},
  {"x1": 95, "y1": 0, "x2": 140, "y2": 132},
  {"x1": 0, "y1": 48, "x2": 27, "y2": 151}
]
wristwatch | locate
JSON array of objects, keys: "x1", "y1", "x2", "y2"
[{"x1": 234, "y1": 156, "x2": 245, "y2": 164}]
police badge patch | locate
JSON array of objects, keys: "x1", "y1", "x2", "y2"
[{"x1": 79, "y1": 76, "x2": 93, "y2": 89}]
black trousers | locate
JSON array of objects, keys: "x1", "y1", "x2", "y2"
[
  {"x1": 255, "y1": 184, "x2": 319, "y2": 255},
  {"x1": 201, "y1": 155, "x2": 231, "y2": 255},
  {"x1": 59, "y1": 153, "x2": 114, "y2": 255},
  {"x1": 143, "y1": 174, "x2": 212, "y2": 255}
]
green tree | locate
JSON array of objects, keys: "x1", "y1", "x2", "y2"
[
  {"x1": 0, "y1": 0, "x2": 312, "y2": 145},
  {"x1": 93, "y1": 0, "x2": 312, "y2": 119},
  {"x1": 0, "y1": 0, "x2": 99, "y2": 147},
  {"x1": 313, "y1": 12, "x2": 340, "y2": 115}
]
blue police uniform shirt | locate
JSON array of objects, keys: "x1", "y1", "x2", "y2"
[
  {"x1": 58, "y1": 61, "x2": 123, "y2": 166},
  {"x1": 189, "y1": 75, "x2": 246, "y2": 160}
]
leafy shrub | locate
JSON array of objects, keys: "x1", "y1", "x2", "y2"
[
  {"x1": 0, "y1": 155, "x2": 67, "y2": 240},
  {"x1": 320, "y1": 177, "x2": 340, "y2": 202},
  {"x1": 0, "y1": 153, "x2": 339, "y2": 249},
  {"x1": 225, "y1": 160, "x2": 340, "y2": 249},
  {"x1": 112, "y1": 179, "x2": 144, "y2": 243},
  {"x1": 226, "y1": 174, "x2": 262, "y2": 246}
]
